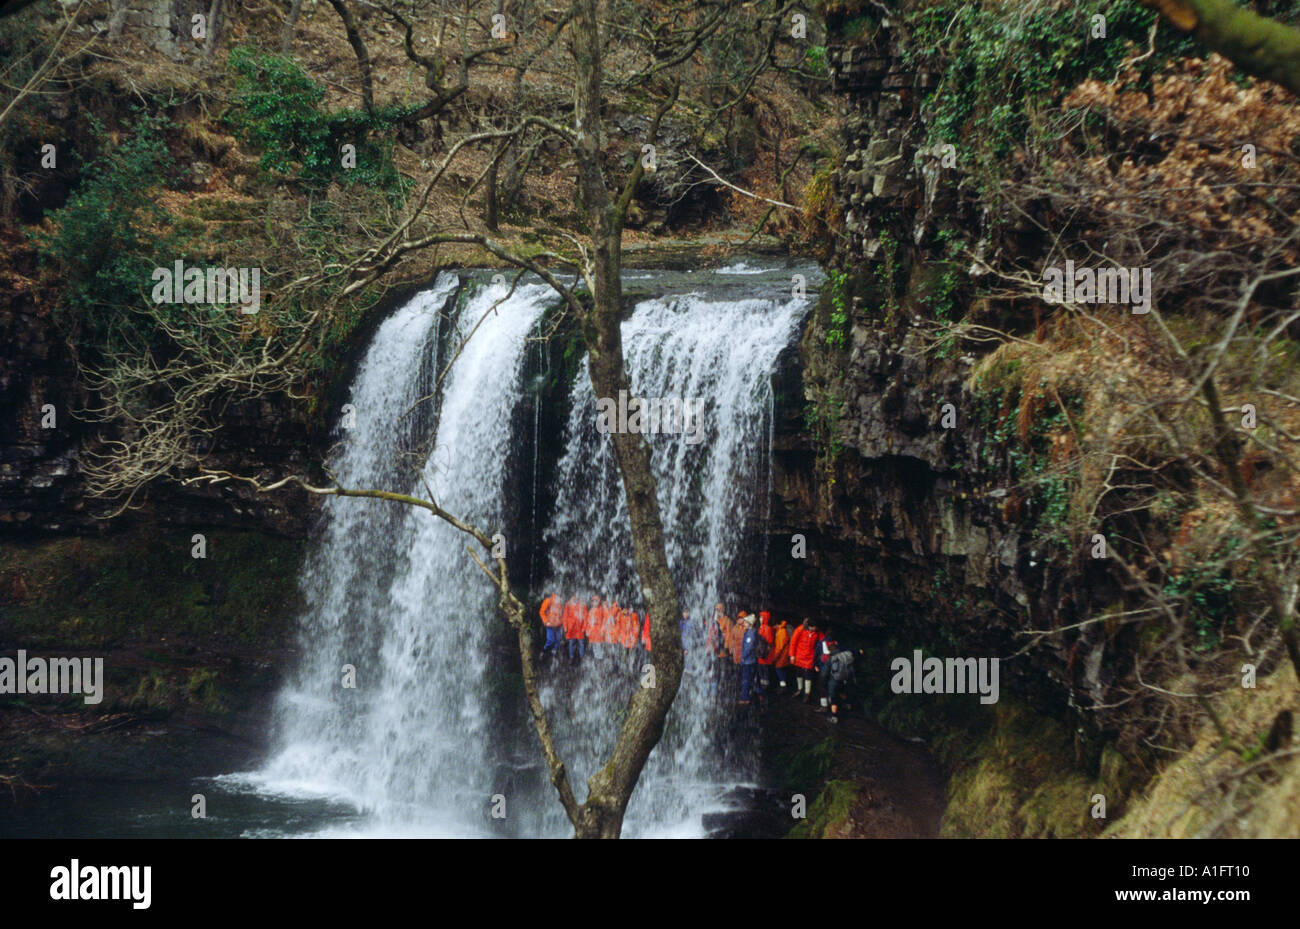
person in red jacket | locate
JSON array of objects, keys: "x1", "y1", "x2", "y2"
[
  {"x1": 562, "y1": 595, "x2": 586, "y2": 662},
  {"x1": 756, "y1": 611, "x2": 776, "y2": 693},
  {"x1": 614, "y1": 604, "x2": 632, "y2": 651},
  {"x1": 539, "y1": 593, "x2": 563, "y2": 656},
  {"x1": 642, "y1": 612, "x2": 652, "y2": 653},
  {"x1": 586, "y1": 595, "x2": 607, "y2": 660},
  {"x1": 788, "y1": 618, "x2": 821, "y2": 704}
]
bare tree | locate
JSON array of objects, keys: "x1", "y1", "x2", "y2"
[
  {"x1": 376, "y1": 0, "x2": 513, "y2": 126},
  {"x1": 74, "y1": 0, "x2": 803, "y2": 837},
  {"x1": 325, "y1": 0, "x2": 375, "y2": 112},
  {"x1": 0, "y1": 0, "x2": 95, "y2": 131}
]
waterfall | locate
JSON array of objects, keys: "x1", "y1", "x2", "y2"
[
  {"x1": 223, "y1": 261, "x2": 817, "y2": 837},
  {"x1": 227, "y1": 273, "x2": 555, "y2": 836},
  {"x1": 531, "y1": 283, "x2": 812, "y2": 837}
]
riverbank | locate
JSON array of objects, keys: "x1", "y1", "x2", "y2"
[{"x1": 0, "y1": 525, "x2": 302, "y2": 802}]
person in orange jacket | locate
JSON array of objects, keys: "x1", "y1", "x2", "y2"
[
  {"x1": 727, "y1": 610, "x2": 747, "y2": 664},
  {"x1": 756, "y1": 611, "x2": 776, "y2": 693},
  {"x1": 771, "y1": 617, "x2": 793, "y2": 693},
  {"x1": 562, "y1": 595, "x2": 586, "y2": 662},
  {"x1": 707, "y1": 603, "x2": 731, "y2": 695},
  {"x1": 788, "y1": 618, "x2": 821, "y2": 703},
  {"x1": 707, "y1": 603, "x2": 728, "y2": 659},
  {"x1": 586, "y1": 595, "x2": 607, "y2": 660},
  {"x1": 641, "y1": 612, "x2": 652, "y2": 652},
  {"x1": 539, "y1": 592, "x2": 563, "y2": 655},
  {"x1": 601, "y1": 602, "x2": 620, "y2": 656},
  {"x1": 609, "y1": 602, "x2": 623, "y2": 647}
]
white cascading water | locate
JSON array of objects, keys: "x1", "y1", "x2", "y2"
[
  {"x1": 531, "y1": 282, "x2": 812, "y2": 838},
  {"x1": 228, "y1": 273, "x2": 553, "y2": 836},
  {"x1": 225, "y1": 263, "x2": 814, "y2": 837}
]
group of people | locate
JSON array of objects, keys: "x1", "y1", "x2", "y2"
[
  {"x1": 538, "y1": 594, "x2": 858, "y2": 723},
  {"x1": 537, "y1": 593, "x2": 654, "y2": 665},
  {"x1": 705, "y1": 609, "x2": 857, "y2": 723}
]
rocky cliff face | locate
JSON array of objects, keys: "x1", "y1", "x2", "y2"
[
  {"x1": 0, "y1": 232, "x2": 84, "y2": 533},
  {"x1": 0, "y1": 235, "x2": 323, "y2": 537},
  {"x1": 106, "y1": 0, "x2": 212, "y2": 60},
  {"x1": 766, "y1": 18, "x2": 1120, "y2": 730}
]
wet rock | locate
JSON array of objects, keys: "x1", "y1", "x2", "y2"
[{"x1": 703, "y1": 786, "x2": 792, "y2": 839}]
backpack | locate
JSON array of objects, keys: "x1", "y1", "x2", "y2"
[
  {"x1": 829, "y1": 649, "x2": 856, "y2": 683},
  {"x1": 755, "y1": 631, "x2": 771, "y2": 660}
]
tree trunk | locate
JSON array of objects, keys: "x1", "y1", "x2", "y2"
[
  {"x1": 483, "y1": 0, "x2": 504, "y2": 232},
  {"x1": 485, "y1": 158, "x2": 500, "y2": 231},
  {"x1": 568, "y1": 0, "x2": 685, "y2": 838},
  {"x1": 326, "y1": 0, "x2": 375, "y2": 112},
  {"x1": 281, "y1": 0, "x2": 303, "y2": 54},
  {"x1": 500, "y1": 136, "x2": 522, "y2": 211},
  {"x1": 1142, "y1": 0, "x2": 1300, "y2": 95}
]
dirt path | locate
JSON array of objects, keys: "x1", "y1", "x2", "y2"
[{"x1": 759, "y1": 686, "x2": 948, "y2": 838}]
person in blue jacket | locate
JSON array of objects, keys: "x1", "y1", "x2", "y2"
[
  {"x1": 680, "y1": 609, "x2": 704, "y2": 675},
  {"x1": 738, "y1": 615, "x2": 760, "y2": 706},
  {"x1": 681, "y1": 610, "x2": 704, "y2": 649},
  {"x1": 815, "y1": 626, "x2": 838, "y2": 713}
]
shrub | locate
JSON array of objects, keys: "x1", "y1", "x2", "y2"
[
  {"x1": 32, "y1": 112, "x2": 182, "y2": 353},
  {"x1": 226, "y1": 46, "x2": 413, "y2": 192},
  {"x1": 901, "y1": 0, "x2": 1200, "y2": 189}
]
